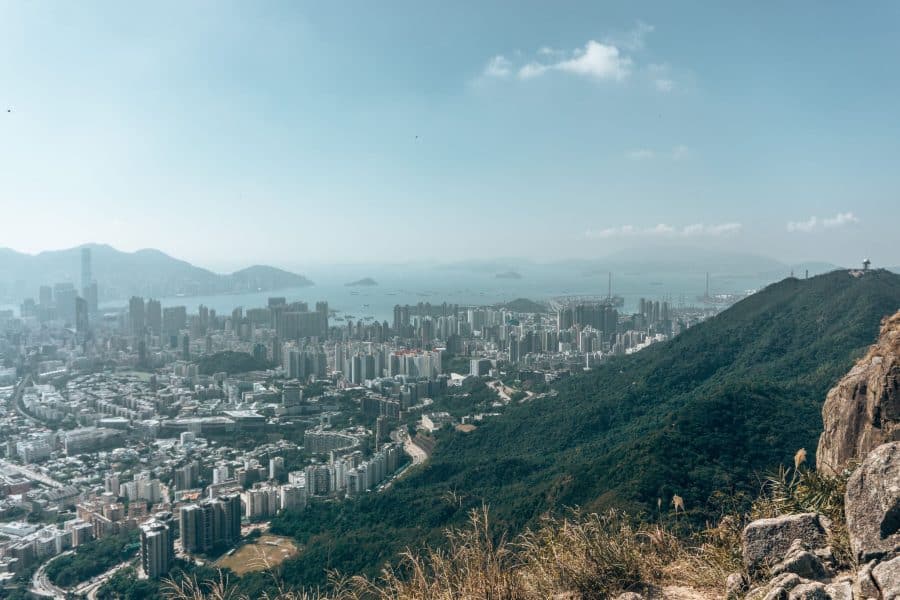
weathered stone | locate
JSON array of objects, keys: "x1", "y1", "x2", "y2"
[
  {"x1": 772, "y1": 546, "x2": 828, "y2": 580},
  {"x1": 725, "y1": 571, "x2": 746, "y2": 599},
  {"x1": 787, "y1": 582, "x2": 829, "y2": 599},
  {"x1": 770, "y1": 573, "x2": 804, "y2": 591},
  {"x1": 874, "y1": 555, "x2": 900, "y2": 600},
  {"x1": 763, "y1": 588, "x2": 789, "y2": 600},
  {"x1": 846, "y1": 442, "x2": 900, "y2": 561},
  {"x1": 817, "y1": 310, "x2": 900, "y2": 476},
  {"x1": 813, "y1": 546, "x2": 836, "y2": 569},
  {"x1": 746, "y1": 574, "x2": 804, "y2": 600},
  {"x1": 823, "y1": 581, "x2": 853, "y2": 600},
  {"x1": 742, "y1": 514, "x2": 831, "y2": 573},
  {"x1": 856, "y1": 559, "x2": 880, "y2": 598}
]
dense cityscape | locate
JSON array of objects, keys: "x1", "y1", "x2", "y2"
[{"x1": 0, "y1": 247, "x2": 716, "y2": 597}]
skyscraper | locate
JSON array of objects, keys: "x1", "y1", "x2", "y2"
[
  {"x1": 80, "y1": 247, "x2": 94, "y2": 308},
  {"x1": 146, "y1": 299, "x2": 162, "y2": 336},
  {"x1": 75, "y1": 297, "x2": 89, "y2": 335},
  {"x1": 129, "y1": 296, "x2": 145, "y2": 337},
  {"x1": 140, "y1": 516, "x2": 174, "y2": 579},
  {"x1": 54, "y1": 283, "x2": 77, "y2": 325}
]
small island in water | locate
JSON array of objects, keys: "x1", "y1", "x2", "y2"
[
  {"x1": 345, "y1": 277, "x2": 378, "y2": 287},
  {"x1": 495, "y1": 270, "x2": 522, "y2": 280}
]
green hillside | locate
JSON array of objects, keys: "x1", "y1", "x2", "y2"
[{"x1": 271, "y1": 269, "x2": 900, "y2": 587}]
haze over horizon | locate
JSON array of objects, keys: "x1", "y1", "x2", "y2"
[{"x1": 2, "y1": 2, "x2": 899, "y2": 269}]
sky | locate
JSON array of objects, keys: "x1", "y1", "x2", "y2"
[{"x1": 1, "y1": 1, "x2": 899, "y2": 271}]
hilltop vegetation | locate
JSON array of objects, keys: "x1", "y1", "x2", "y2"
[
  {"x1": 269, "y1": 270, "x2": 900, "y2": 586},
  {"x1": 497, "y1": 298, "x2": 548, "y2": 313},
  {"x1": 197, "y1": 351, "x2": 270, "y2": 375}
]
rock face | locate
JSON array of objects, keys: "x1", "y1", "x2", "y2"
[
  {"x1": 771, "y1": 540, "x2": 829, "y2": 580},
  {"x1": 845, "y1": 441, "x2": 900, "y2": 562},
  {"x1": 817, "y1": 310, "x2": 900, "y2": 476},
  {"x1": 742, "y1": 513, "x2": 831, "y2": 574},
  {"x1": 873, "y1": 555, "x2": 900, "y2": 599}
]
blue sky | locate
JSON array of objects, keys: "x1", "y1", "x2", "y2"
[{"x1": 1, "y1": 1, "x2": 898, "y2": 270}]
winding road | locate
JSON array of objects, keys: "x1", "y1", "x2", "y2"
[{"x1": 31, "y1": 550, "x2": 72, "y2": 598}]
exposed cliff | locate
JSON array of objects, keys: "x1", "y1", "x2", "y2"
[{"x1": 817, "y1": 310, "x2": 900, "y2": 476}]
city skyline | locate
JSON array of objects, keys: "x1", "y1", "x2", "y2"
[{"x1": 2, "y1": 2, "x2": 899, "y2": 267}]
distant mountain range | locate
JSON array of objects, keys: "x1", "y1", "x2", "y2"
[
  {"x1": 0, "y1": 244, "x2": 313, "y2": 303},
  {"x1": 434, "y1": 246, "x2": 860, "y2": 279}
]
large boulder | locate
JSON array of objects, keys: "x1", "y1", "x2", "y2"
[
  {"x1": 786, "y1": 582, "x2": 828, "y2": 600},
  {"x1": 873, "y1": 555, "x2": 900, "y2": 600},
  {"x1": 845, "y1": 441, "x2": 900, "y2": 561},
  {"x1": 771, "y1": 539, "x2": 828, "y2": 580},
  {"x1": 822, "y1": 581, "x2": 852, "y2": 600},
  {"x1": 817, "y1": 310, "x2": 900, "y2": 476},
  {"x1": 742, "y1": 514, "x2": 831, "y2": 574}
]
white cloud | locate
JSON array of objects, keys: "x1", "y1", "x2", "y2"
[
  {"x1": 483, "y1": 55, "x2": 512, "y2": 78},
  {"x1": 624, "y1": 145, "x2": 690, "y2": 160},
  {"x1": 787, "y1": 217, "x2": 818, "y2": 233},
  {"x1": 551, "y1": 41, "x2": 632, "y2": 81},
  {"x1": 585, "y1": 222, "x2": 742, "y2": 239},
  {"x1": 646, "y1": 63, "x2": 676, "y2": 93},
  {"x1": 518, "y1": 62, "x2": 550, "y2": 80},
  {"x1": 626, "y1": 149, "x2": 655, "y2": 160},
  {"x1": 703, "y1": 222, "x2": 743, "y2": 236},
  {"x1": 481, "y1": 25, "x2": 681, "y2": 92},
  {"x1": 482, "y1": 40, "x2": 634, "y2": 83},
  {"x1": 655, "y1": 78, "x2": 674, "y2": 92},
  {"x1": 787, "y1": 212, "x2": 859, "y2": 233},
  {"x1": 647, "y1": 223, "x2": 676, "y2": 234},
  {"x1": 823, "y1": 212, "x2": 859, "y2": 228}
]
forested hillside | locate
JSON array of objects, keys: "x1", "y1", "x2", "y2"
[{"x1": 270, "y1": 269, "x2": 900, "y2": 587}]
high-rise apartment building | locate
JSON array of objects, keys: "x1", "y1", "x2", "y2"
[{"x1": 140, "y1": 515, "x2": 174, "y2": 579}]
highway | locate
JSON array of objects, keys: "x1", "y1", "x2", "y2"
[
  {"x1": 11, "y1": 374, "x2": 40, "y2": 426},
  {"x1": 31, "y1": 550, "x2": 72, "y2": 598},
  {"x1": 381, "y1": 429, "x2": 430, "y2": 491},
  {"x1": 75, "y1": 558, "x2": 136, "y2": 600}
]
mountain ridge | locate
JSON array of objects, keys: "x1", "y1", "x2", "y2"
[{"x1": 0, "y1": 244, "x2": 312, "y2": 302}]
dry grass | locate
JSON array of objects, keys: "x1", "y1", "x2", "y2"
[
  {"x1": 165, "y1": 506, "x2": 740, "y2": 600},
  {"x1": 163, "y1": 450, "x2": 850, "y2": 600},
  {"x1": 215, "y1": 535, "x2": 300, "y2": 576},
  {"x1": 749, "y1": 453, "x2": 854, "y2": 570}
]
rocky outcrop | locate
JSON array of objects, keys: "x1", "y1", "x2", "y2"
[
  {"x1": 737, "y1": 311, "x2": 900, "y2": 599},
  {"x1": 741, "y1": 442, "x2": 900, "y2": 599},
  {"x1": 845, "y1": 441, "x2": 900, "y2": 562},
  {"x1": 742, "y1": 514, "x2": 831, "y2": 574},
  {"x1": 817, "y1": 311, "x2": 900, "y2": 476}
]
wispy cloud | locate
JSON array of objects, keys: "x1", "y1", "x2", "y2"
[
  {"x1": 823, "y1": 212, "x2": 859, "y2": 228},
  {"x1": 787, "y1": 211, "x2": 859, "y2": 233},
  {"x1": 647, "y1": 63, "x2": 676, "y2": 93},
  {"x1": 482, "y1": 23, "x2": 653, "y2": 83},
  {"x1": 483, "y1": 55, "x2": 512, "y2": 78},
  {"x1": 672, "y1": 145, "x2": 690, "y2": 160},
  {"x1": 517, "y1": 40, "x2": 632, "y2": 81},
  {"x1": 604, "y1": 21, "x2": 655, "y2": 51},
  {"x1": 480, "y1": 24, "x2": 682, "y2": 92},
  {"x1": 625, "y1": 145, "x2": 691, "y2": 160},
  {"x1": 654, "y1": 78, "x2": 674, "y2": 92},
  {"x1": 585, "y1": 222, "x2": 742, "y2": 239},
  {"x1": 626, "y1": 149, "x2": 655, "y2": 160}
]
